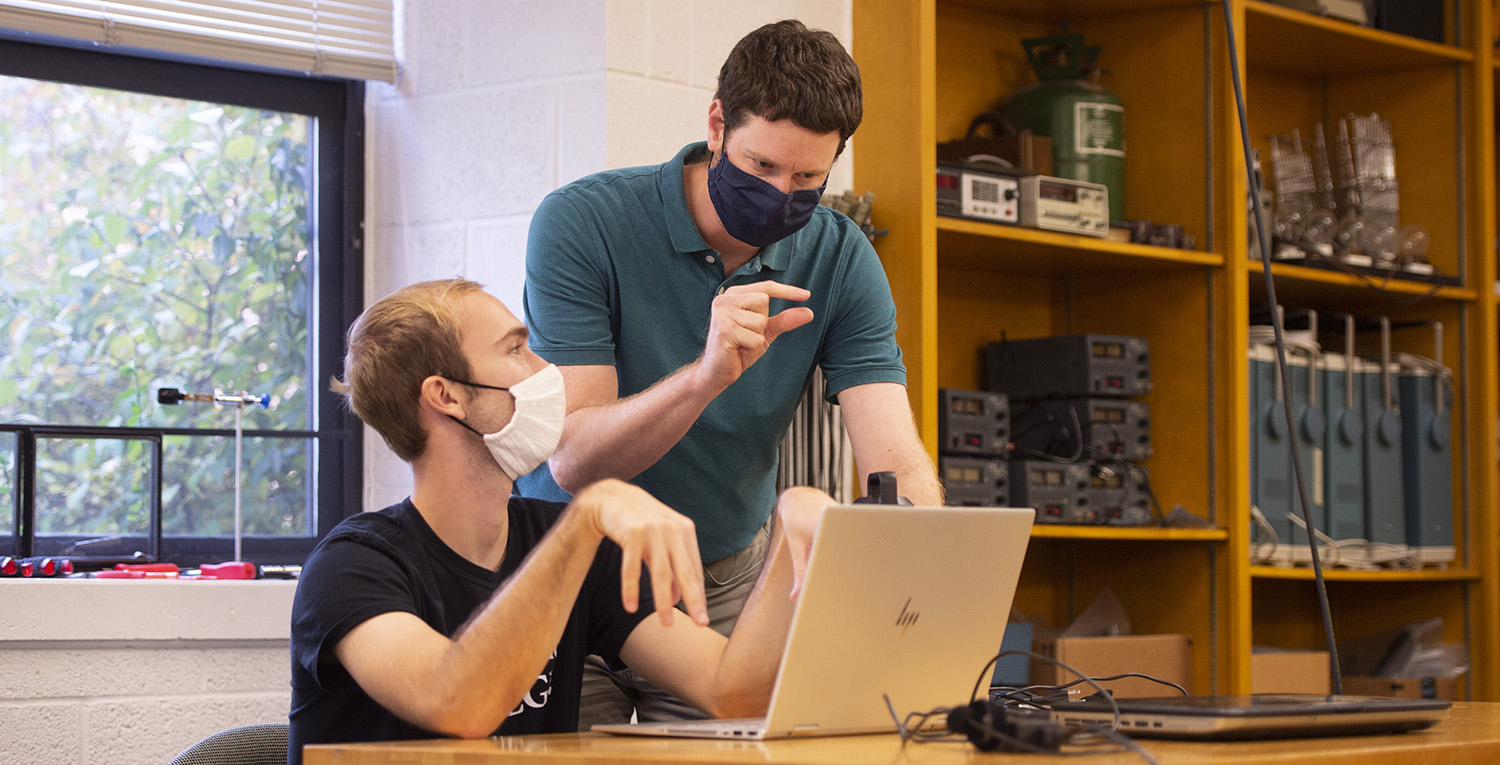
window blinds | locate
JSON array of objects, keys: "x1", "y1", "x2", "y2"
[{"x1": 0, "y1": 1, "x2": 395, "y2": 81}]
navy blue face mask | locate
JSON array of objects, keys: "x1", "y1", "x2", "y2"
[{"x1": 706, "y1": 148, "x2": 828, "y2": 247}]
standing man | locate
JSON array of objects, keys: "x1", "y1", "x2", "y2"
[{"x1": 519, "y1": 19, "x2": 941, "y2": 725}]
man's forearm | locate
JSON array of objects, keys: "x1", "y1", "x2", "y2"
[
  {"x1": 839, "y1": 382, "x2": 944, "y2": 506},
  {"x1": 703, "y1": 522, "x2": 798, "y2": 718},
  {"x1": 411, "y1": 503, "x2": 605, "y2": 736},
  {"x1": 853, "y1": 431, "x2": 943, "y2": 507},
  {"x1": 549, "y1": 362, "x2": 720, "y2": 493},
  {"x1": 894, "y1": 454, "x2": 943, "y2": 507}
]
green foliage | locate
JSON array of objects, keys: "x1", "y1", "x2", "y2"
[
  {"x1": 34, "y1": 437, "x2": 151, "y2": 535},
  {"x1": 0, "y1": 432, "x2": 13, "y2": 537},
  {"x1": 0, "y1": 76, "x2": 315, "y2": 539}
]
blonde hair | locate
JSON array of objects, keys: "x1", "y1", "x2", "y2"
[{"x1": 331, "y1": 278, "x2": 484, "y2": 461}]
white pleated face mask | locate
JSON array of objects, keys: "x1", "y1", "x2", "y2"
[{"x1": 447, "y1": 363, "x2": 566, "y2": 480}]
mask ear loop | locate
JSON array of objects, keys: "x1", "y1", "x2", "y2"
[
  {"x1": 447, "y1": 414, "x2": 485, "y2": 437},
  {"x1": 443, "y1": 376, "x2": 511, "y2": 393},
  {"x1": 436, "y1": 375, "x2": 511, "y2": 436}
]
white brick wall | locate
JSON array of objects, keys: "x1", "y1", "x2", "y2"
[
  {"x1": 361, "y1": 0, "x2": 612, "y2": 510},
  {"x1": 0, "y1": 580, "x2": 294, "y2": 763},
  {"x1": 362, "y1": 0, "x2": 855, "y2": 510},
  {"x1": 603, "y1": 0, "x2": 853, "y2": 189}
]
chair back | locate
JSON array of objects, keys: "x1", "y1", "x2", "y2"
[{"x1": 166, "y1": 722, "x2": 289, "y2": 765}]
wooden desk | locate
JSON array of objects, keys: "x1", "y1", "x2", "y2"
[{"x1": 305, "y1": 702, "x2": 1500, "y2": 764}]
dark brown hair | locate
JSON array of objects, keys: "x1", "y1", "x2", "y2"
[
  {"x1": 714, "y1": 19, "x2": 863, "y2": 156},
  {"x1": 330, "y1": 279, "x2": 482, "y2": 462}
]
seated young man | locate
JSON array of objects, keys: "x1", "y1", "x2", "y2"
[{"x1": 287, "y1": 278, "x2": 830, "y2": 764}]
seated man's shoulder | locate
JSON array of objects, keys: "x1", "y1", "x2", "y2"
[
  {"x1": 325, "y1": 501, "x2": 411, "y2": 541},
  {"x1": 302, "y1": 502, "x2": 417, "y2": 571}
]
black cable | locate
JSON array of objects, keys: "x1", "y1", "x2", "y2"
[
  {"x1": 1013, "y1": 405, "x2": 1167, "y2": 526},
  {"x1": 991, "y1": 652, "x2": 1178, "y2": 765},
  {"x1": 1287, "y1": 246, "x2": 1449, "y2": 305},
  {"x1": 999, "y1": 671, "x2": 1189, "y2": 698},
  {"x1": 1010, "y1": 402, "x2": 1062, "y2": 442},
  {"x1": 1076, "y1": 425, "x2": 1152, "y2": 524},
  {"x1": 883, "y1": 647, "x2": 1162, "y2": 761},
  {"x1": 1013, "y1": 403, "x2": 1088, "y2": 463},
  {"x1": 981, "y1": 650, "x2": 1121, "y2": 737},
  {"x1": 1222, "y1": 0, "x2": 1342, "y2": 695}
]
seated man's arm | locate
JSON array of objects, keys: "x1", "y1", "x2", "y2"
[
  {"x1": 546, "y1": 281, "x2": 813, "y2": 493},
  {"x1": 333, "y1": 480, "x2": 705, "y2": 738},
  {"x1": 615, "y1": 486, "x2": 832, "y2": 718},
  {"x1": 839, "y1": 382, "x2": 944, "y2": 506}
]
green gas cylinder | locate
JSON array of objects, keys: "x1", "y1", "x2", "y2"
[{"x1": 1001, "y1": 34, "x2": 1126, "y2": 221}]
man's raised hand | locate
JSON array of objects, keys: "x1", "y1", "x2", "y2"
[{"x1": 698, "y1": 281, "x2": 813, "y2": 391}]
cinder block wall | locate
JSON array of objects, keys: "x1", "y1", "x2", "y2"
[
  {"x1": 362, "y1": 0, "x2": 609, "y2": 510},
  {"x1": 602, "y1": 0, "x2": 851, "y2": 179},
  {"x1": 0, "y1": 580, "x2": 294, "y2": 764},
  {"x1": 363, "y1": 0, "x2": 855, "y2": 510}
]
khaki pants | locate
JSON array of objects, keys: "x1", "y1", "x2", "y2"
[{"x1": 576, "y1": 522, "x2": 772, "y2": 728}]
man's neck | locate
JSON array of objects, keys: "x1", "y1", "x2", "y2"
[
  {"x1": 683, "y1": 159, "x2": 758, "y2": 275},
  {"x1": 410, "y1": 450, "x2": 512, "y2": 570}
]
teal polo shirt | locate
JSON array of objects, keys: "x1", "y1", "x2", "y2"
[{"x1": 519, "y1": 142, "x2": 905, "y2": 561}]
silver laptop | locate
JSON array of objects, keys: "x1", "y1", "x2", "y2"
[
  {"x1": 1049, "y1": 694, "x2": 1450, "y2": 740},
  {"x1": 592, "y1": 503, "x2": 1035, "y2": 740}
]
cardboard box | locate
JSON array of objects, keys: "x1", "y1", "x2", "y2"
[
  {"x1": 1251, "y1": 651, "x2": 1332, "y2": 694},
  {"x1": 1031, "y1": 634, "x2": 1193, "y2": 699},
  {"x1": 1343, "y1": 675, "x2": 1462, "y2": 701}
]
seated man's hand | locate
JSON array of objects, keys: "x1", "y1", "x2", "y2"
[
  {"x1": 573, "y1": 479, "x2": 708, "y2": 628},
  {"x1": 773, "y1": 486, "x2": 834, "y2": 599}
]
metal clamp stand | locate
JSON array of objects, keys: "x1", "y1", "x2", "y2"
[{"x1": 157, "y1": 387, "x2": 270, "y2": 562}]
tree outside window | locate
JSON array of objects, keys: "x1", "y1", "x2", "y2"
[{"x1": 0, "y1": 71, "x2": 331, "y2": 559}]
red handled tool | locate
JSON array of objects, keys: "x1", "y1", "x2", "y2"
[
  {"x1": 93, "y1": 569, "x2": 178, "y2": 579},
  {"x1": 194, "y1": 561, "x2": 259, "y2": 580},
  {"x1": 0, "y1": 557, "x2": 75, "y2": 577},
  {"x1": 93, "y1": 562, "x2": 181, "y2": 579}
]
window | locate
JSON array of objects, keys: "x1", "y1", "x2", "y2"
[{"x1": 0, "y1": 35, "x2": 363, "y2": 568}]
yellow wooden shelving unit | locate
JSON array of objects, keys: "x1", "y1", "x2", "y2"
[
  {"x1": 1033, "y1": 525, "x2": 1228, "y2": 542},
  {"x1": 1250, "y1": 565, "x2": 1482, "y2": 582},
  {"x1": 853, "y1": 0, "x2": 1500, "y2": 699}
]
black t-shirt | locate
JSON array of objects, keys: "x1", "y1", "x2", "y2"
[{"x1": 287, "y1": 496, "x2": 652, "y2": 764}]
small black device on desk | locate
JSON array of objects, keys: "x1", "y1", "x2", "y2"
[{"x1": 853, "y1": 471, "x2": 912, "y2": 506}]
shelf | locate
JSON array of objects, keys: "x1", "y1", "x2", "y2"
[
  {"x1": 1251, "y1": 565, "x2": 1481, "y2": 582},
  {"x1": 938, "y1": 216, "x2": 1224, "y2": 275},
  {"x1": 1245, "y1": 0, "x2": 1472, "y2": 77},
  {"x1": 1032, "y1": 525, "x2": 1228, "y2": 542},
  {"x1": 855, "y1": 0, "x2": 1498, "y2": 700},
  {"x1": 1245, "y1": 260, "x2": 1478, "y2": 308},
  {"x1": 945, "y1": 0, "x2": 1204, "y2": 22}
]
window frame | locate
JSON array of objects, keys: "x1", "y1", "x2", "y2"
[{"x1": 0, "y1": 32, "x2": 364, "y2": 567}]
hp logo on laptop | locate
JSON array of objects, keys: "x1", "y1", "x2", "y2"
[{"x1": 895, "y1": 597, "x2": 921, "y2": 638}]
